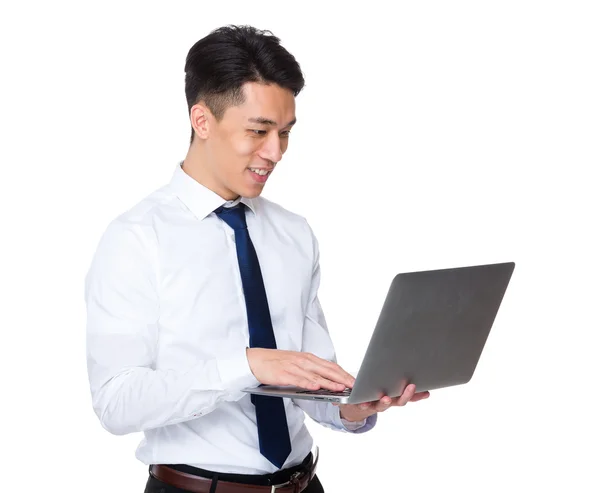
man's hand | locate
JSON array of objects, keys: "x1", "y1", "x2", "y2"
[
  {"x1": 334, "y1": 384, "x2": 430, "y2": 422},
  {"x1": 246, "y1": 348, "x2": 356, "y2": 391}
]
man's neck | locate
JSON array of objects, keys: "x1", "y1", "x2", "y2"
[{"x1": 182, "y1": 146, "x2": 238, "y2": 201}]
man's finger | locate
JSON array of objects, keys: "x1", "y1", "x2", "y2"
[
  {"x1": 374, "y1": 396, "x2": 393, "y2": 412},
  {"x1": 316, "y1": 358, "x2": 356, "y2": 386},
  {"x1": 393, "y1": 384, "x2": 416, "y2": 406},
  {"x1": 291, "y1": 366, "x2": 345, "y2": 391},
  {"x1": 410, "y1": 391, "x2": 430, "y2": 402},
  {"x1": 302, "y1": 355, "x2": 355, "y2": 388}
]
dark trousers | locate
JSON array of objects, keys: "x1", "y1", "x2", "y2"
[{"x1": 143, "y1": 454, "x2": 325, "y2": 493}]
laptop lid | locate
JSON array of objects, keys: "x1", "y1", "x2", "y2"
[{"x1": 344, "y1": 261, "x2": 515, "y2": 403}]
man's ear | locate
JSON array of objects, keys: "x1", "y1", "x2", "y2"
[{"x1": 190, "y1": 102, "x2": 212, "y2": 140}]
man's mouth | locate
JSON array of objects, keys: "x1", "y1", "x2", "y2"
[
  {"x1": 248, "y1": 167, "x2": 272, "y2": 176},
  {"x1": 247, "y1": 167, "x2": 273, "y2": 184}
]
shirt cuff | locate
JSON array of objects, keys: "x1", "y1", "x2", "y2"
[
  {"x1": 216, "y1": 346, "x2": 261, "y2": 399},
  {"x1": 333, "y1": 405, "x2": 378, "y2": 433}
]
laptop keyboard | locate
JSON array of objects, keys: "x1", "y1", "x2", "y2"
[{"x1": 296, "y1": 388, "x2": 352, "y2": 396}]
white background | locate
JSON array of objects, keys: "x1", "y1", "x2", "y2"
[{"x1": 1, "y1": 1, "x2": 599, "y2": 491}]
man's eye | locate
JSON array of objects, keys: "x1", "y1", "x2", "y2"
[
  {"x1": 251, "y1": 129, "x2": 267, "y2": 135},
  {"x1": 280, "y1": 131, "x2": 291, "y2": 137}
]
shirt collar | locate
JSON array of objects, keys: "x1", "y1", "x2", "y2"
[{"x1": 169, "y1": 161, "x2": 258, "y2": 220}]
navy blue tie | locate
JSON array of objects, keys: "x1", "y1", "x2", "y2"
[{"x1": 214, "y1": 203, "x2": 292, "y2": 469}]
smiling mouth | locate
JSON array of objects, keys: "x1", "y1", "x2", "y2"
[{"x1": 248, "y1": 167, "x2": 273, "y2": 176}]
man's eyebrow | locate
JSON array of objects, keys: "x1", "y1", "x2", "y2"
[{"x1": 248, "y1": 117, "x2": 297, "y2": 127}]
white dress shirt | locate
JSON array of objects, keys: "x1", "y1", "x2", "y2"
[{"x1": 85, "y1": 162, "x2": 376, "y2": 474}]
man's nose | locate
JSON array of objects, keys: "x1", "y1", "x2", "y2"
[{"x1": 259, "y1": 133, "x2": 283, "y2": 163}]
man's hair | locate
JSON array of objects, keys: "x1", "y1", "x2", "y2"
[{"x1": 184, "y1": 25, "x2": 305, "y2": 143}]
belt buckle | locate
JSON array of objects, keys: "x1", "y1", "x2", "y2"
[
  {"x1": 270, "y1": 446, "x2": 319, "y2": 493},
  {"x1": 271, "y1": 471, "x2": 302, "y2": 493}
]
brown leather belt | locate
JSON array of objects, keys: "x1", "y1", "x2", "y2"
[{"x1": 150, "y1": 448, "x2": 319, "y2": 493}]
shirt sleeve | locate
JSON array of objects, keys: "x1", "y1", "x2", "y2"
[
  {"x1": 85, "y1": 218, "x2": 260, "y2": 436},
  {"x1": 291, "y1": 221, "x2": 377, "y2": 434}
]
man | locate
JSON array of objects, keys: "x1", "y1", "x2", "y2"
[{"x1": 85, "y1": 24, "x2": 429, "y2": 493}]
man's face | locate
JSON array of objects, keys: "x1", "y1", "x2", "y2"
[{"x1": 202, "y1": 82, "x2": 296, "y2": 200}]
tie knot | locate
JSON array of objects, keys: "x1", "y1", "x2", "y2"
[{"x1": 214, "y1": 203, "x2": 247, "y2": 230}]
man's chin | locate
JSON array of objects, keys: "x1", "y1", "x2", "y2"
[{"x1": 239, "y1": 185, "x2": 265, "y2": 199}]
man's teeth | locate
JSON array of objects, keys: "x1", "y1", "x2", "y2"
[{"x1": 249, "y1": 168, "x2": 269, "y2": 176}]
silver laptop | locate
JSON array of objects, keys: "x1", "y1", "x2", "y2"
[{"x1": 244, "y1": 262, "x2": 515, "y2": 404}]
